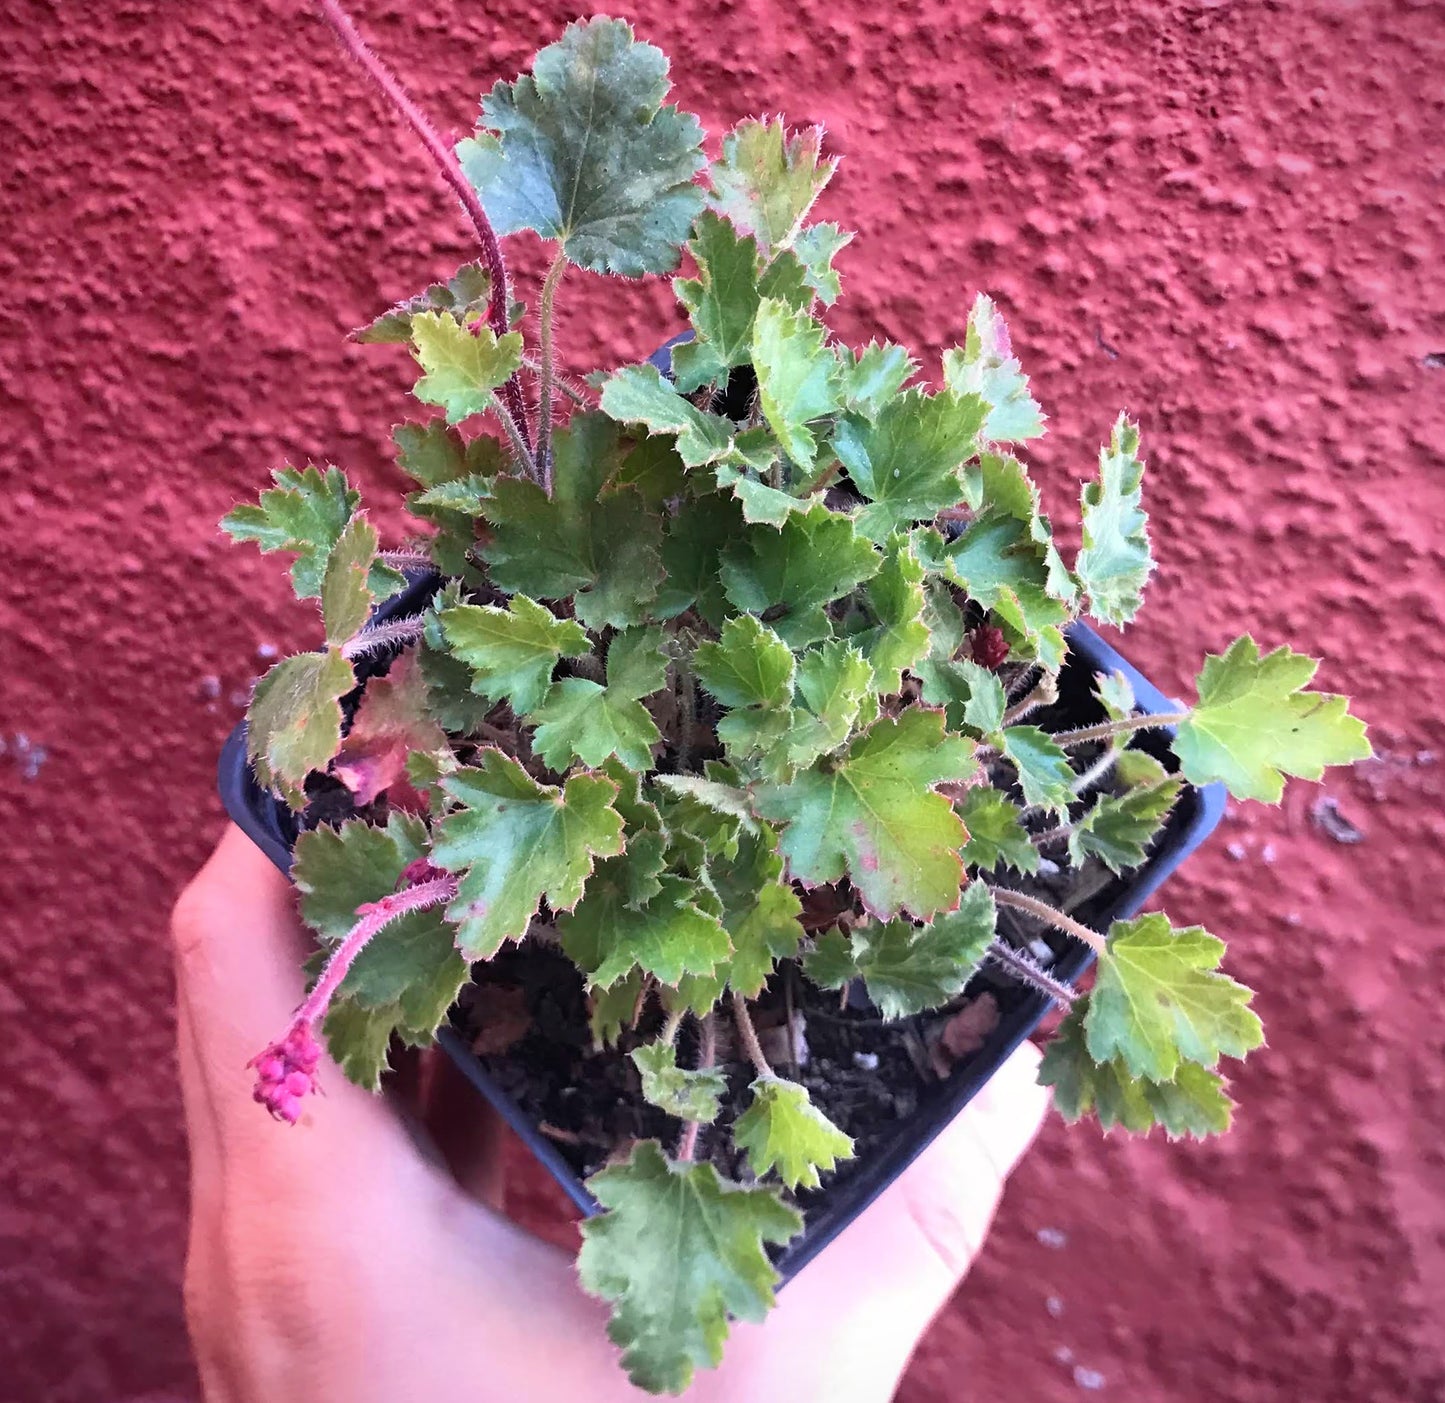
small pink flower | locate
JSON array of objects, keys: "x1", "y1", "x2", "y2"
[
  {"x1": 249, "y1": 1024, "x2": 323, "y2": 1124},
  {"x1": 397, "y1": 857, "x2": 448, "y2": 891},
  {"x1": 969, "y1": 624, "x2": 1010, "y2": 670}
]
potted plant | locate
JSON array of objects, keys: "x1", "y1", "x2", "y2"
[{"x1": 216, "y1": 5, "x2": 1370, "y2": 1393}]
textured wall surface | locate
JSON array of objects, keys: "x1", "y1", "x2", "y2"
[{"x1": 2, "y1": 0, "x2": 1442, "y2": 1399}]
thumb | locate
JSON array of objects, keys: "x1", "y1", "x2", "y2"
[{"x1": 714, "y1": 1041, "x2": 1050, "y2": 1399}]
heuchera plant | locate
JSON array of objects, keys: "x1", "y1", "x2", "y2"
[{"x1": 222, "y1": 5, "x2": 1371, "y2": 1392}]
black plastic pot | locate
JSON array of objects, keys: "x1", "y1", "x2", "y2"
[{"x1": 218, "y1": 579, "x2": 1224, "y2": 1284}]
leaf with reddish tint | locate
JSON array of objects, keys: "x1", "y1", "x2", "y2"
[
  {"x1": 332, "y1": 651, "x2": 450, "y2": 809},
  {"x1": 753, "y1": 708, "x2": 976, "y2": 920}
]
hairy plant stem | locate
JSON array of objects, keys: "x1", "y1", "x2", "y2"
[
  {"x1": 1005, "y1": 664, "x2": 1042, "y2": 704},
  {"x1": 660, "y1": 1007, "x2": 686, "y2": 1047},
  {"x1": 377, "y1": 546, "x2": 435, "y2": 571},
  {"x1": 731, "y1": 991, "x2": 774, "y2": 1078},
  {"x1": 1053, "y1": 710, "x2": 1191, "y2": 749},
  {"x1": 675, "y1": 653, "x2": 698, "y2": 773},
  {"x1": 296, "y1": 876, "x2": 458, "y2": 1032},
  {"x1": 990, "y1": 885, "x2": 1107, "y2": 955},
  {"x1": 521, "y1": 356, "x2": 590, "y2": 407},
  {"x1": 1002, "y1": 678, "x2": 1057, "y2": 728},
  {"x1": 341, "y1": 615, "x2": 426, "y2": 660},
  {"x1": 313, "y1": 0, "x2": 531, "y2": 446},
  {"x1": 984, "y1": 937, "x2": 1078, "y2": 1008},
  {"x1": 535, "y1": 249, "x2": 568, "y2": 491},
  {"x1": 497, "y1": 402, "x2": 541, "y2": 481},
  {"x1": 1071, "y1": 745, "x2": 1122, "y2": 796},
  {"x1": 676, "y1": 1013, "x2": 716, "y2": 1162}
]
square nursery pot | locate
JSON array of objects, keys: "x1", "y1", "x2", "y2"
[
  {"x1": 219, "y1": 585, "x2": 1225, "y2": 1284},
  {"x1": 218, "y1": 335, "x2": 1225, "y2": 1282}
]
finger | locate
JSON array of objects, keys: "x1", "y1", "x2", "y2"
[
  {"x1": 171, "y1": 824, "x2": 413, "y2": 1166},
  {"x1": 716, "y1": 1042, "x2": 1050, "y2": 1398}
]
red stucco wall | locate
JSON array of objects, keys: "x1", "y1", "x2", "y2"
[{"x1": 3, "y1": 1, "x2": 1442, "y2": 1399}]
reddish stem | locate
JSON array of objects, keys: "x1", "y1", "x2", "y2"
[{"x1": 313, "y1": 0, "x2": 531, "y2": 446}]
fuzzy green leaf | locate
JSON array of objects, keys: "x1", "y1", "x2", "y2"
[
  {"x1": 693, "y1": 615, "x2": 795, "y2": 711},
  {"x1": 431, "y1": 753, "x2": 625, "y2": 958},
  {"x1": 247, "y1": 648, "x2": 354, "y2": 805},
  {"x1": 599, "y1": 363, "x2": 737, "y2": 467},
  {"x1": 942, "y1": 293, "x2": 1045, "y2": 443},
  {"x1": 709, "y1": 118, "x2": 835, "y2": 254},
  {"x1": 803, "y1": 879, "x2": 995, "y2": 1017},
  {"x1": 320, "y1": 513, "x2": 379, "y2": 645},
  {"x1": 394, "y1": 421, "x2": 505, "y2": 578},
  {"x1": 857, "y1": 534, "x2": 930, "y2": 693},
  {"x1": 832, "y1": 388, "x2": 986, "y2": 540},
  {"x1": 791, "y1": 221, "x2": 852, "y2": 304},
  {"x1": 355, "y1": 263, "x2": 492, "y2": 344},
  {"x1": 915, "y1": 657, "x2": 1007, "y2": 736},
  {"x1": 632, "y1": 1041, "x2": 729, "y2": 1123},
  {"x1": 579, "y1": 1140, "x2": 801, "y2": 1395},
  {"x1": 999, "y1": 725, "x2": 1075, "y2": 814},
  {"x1": 481, "y1": 414, "x2": 663, "y2": 629},
  {"x1": 1076, "y1": 414, "x2": 1152, "y2": 626},
  {"x1": 657, "y1": 491, "x2": 745, "y2": 622},
  {"x1": 438, "y1": 595, "x2": 590, "y2": 716},
  {"x1": 222, "y1": 464, "x2": 357, "y2": 600},
  {"x1": 531, "y1": 627, "x2": 668, "y2": 771},
  {"x1": 703, "y1": 826, "x2": 803, "y2": 999},
  {"x1": 754, "y1": 708, "x2": 976, "y2": 920},
  {"x1": 720, "y1": 502, "x2": 879, "y2": 649},
  {"x1": 1094, "y1": 668, "x2": 1137, "y2": 720},
  {"x1": 750, "y1": 298, "x2": 841, "y2": 469},
  {"x1": 563, "y1": 868, "x2": 730, "y2": 993},
  {"x1": 671, "y1": 218, "x2": 760, "y2": 391},
  {"x1": 459, "y1": 17, "x2": 705, "y2": 275},
  {"x1": 781, "y1": 640, "x2": 876, "y2": 767},
  {"x1": 1086, "y1": 913, "x2": 1264, "y2": 1082},
  {"x1": 1069, "y1": 774, "x2": 1183, "y2": 873},
  {"x1": 734, "y1": 1076, "x2": 854, "y2": 1190},
  {"x1": 1040, "y1": 1005, "x2": 1234, "y2": 1138},
  {"x1": 956, "y1": 787, "x2": 1040, "y2": 874},
  {"x1": 409, "y1": 310, "x2": 523, "y2": 424},
  {"x1": 1173, "y1": 636, "x2": 1371, "y2": 802},
  {"x1": 838, "y1": 342, "x2": 918, "y2": 419},
  {"x1": 332, "y1": 651, "x2": 450, "y2": 808}
]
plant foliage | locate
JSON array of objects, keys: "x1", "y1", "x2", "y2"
[{"x1": 224, "y1": 14, "x2": 1370, "y2": 1393}]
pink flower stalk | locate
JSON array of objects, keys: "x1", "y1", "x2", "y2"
[{"x1": 250, "y1": 872, "x2": 458, "y2": 1122}]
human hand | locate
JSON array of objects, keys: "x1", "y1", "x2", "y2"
[{"x1": 173, "y1": 824, "x2": 1050, "y2": 1401}]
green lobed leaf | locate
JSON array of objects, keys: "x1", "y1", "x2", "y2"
[
  {"x1": 354, "y1": 262, "x2": 492, "y2": 344},
  {"x1": 1040, "y1": 1004, "x2": 1234, "y2": 1139},
  {"x1": 631, "y1": 1040, "x2": 729, "y2": 1123},
  {"x1": 693, "y1": 615, "x2": 795, "y2": 711},
  {"x1": 438, "y1": 594, "x2": 590, "y2": 716},
  {"x1": 579, "y1": 1140, "x2": 801, "y2": 1394},
  {"x1": 699, "y1": 825, "x2": 803, "y2": 1000},
  {"x1": 431, "y1": 752, "x2": 625, "y2": 958},
  {"x1": 459, "y1": 17, "x2": 706, "y2": 275},
  {"x1": 247, "y1": 648, "x2": 355, "y2": 806},
  {"x1": 838, "y1": 342, "x2": 918, "y2": 419},
  {"x1": 599, "y1": 363, "x2": 737, "y2": 467},
  {"x1": 708, "y1": 118, "x2": 835, "y2": 255},
  {"x1": 1172, "y1": 636, "x2": 1371, "y2": 802},
  {"x1": 750, "y1": 298, "x2": 842, "y2": 469},
  {"x1": 832, "y1": 387, "x2": 986, "y2": 540},
  {"x1": 719, "y1": 502, "x2": 880, "y2": 649},
  {"x1": 1068, "y1": 772, "x2": 1183, "y2": 873},
  {"x1": 856, "y1": 534, "x2": 930, "y2": 694},
  {"x1": 956, "y1": 787, "x2": 1040, "y2": 874},
  {"x1": 221, "y1": 464, "x2": 357, "y2": 600},
  {"x1": 408, "y1": 310, "x2": 523, "y2": 425},
  {"x1": 803, "y1": 879, "x2": 995, "y2": 1017},
  {"x1": 1086, "y1": 912, "x2": 1264, "y2": 1082},
  {"x1": 915, "y1": 657, "x2": 1007, "y2": 736},
  {"x1": 780, "y1": 639, "x2": 876, "y2": 768},
  {"x1": 530, "y1": 626, "x2": 669, "y2": 771},
  {"x1": 791, "y1": 221, "x2": 852, "y2": 305},
  {"x1": 941, "y1": 293, "x2": 1046, "y2": 443},
  {"x1": 1076, "y1": 414, "x2": 1152, "y2": 626},
  {"x1": 753, "y1": 708, "x2": 976, "y2": 920},
  {"x1": 998, "y1": 725, "x2": 1075, "y2": 814},
  {"x1": 320, "y1": 513, "x2": 379, "y2": 645},
  {"x1": 561, "y1": 868, "x2": 730, "y2": 993},
  {"x1": 393, "y1": 421, "x2": 506, "y2": 578},
  {"x1": 733, "y1": 1075, "x2": 854, "y2": 1190},
  {"x1": 481, "y1": 413, "x2": 664, "y2": 630}
]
